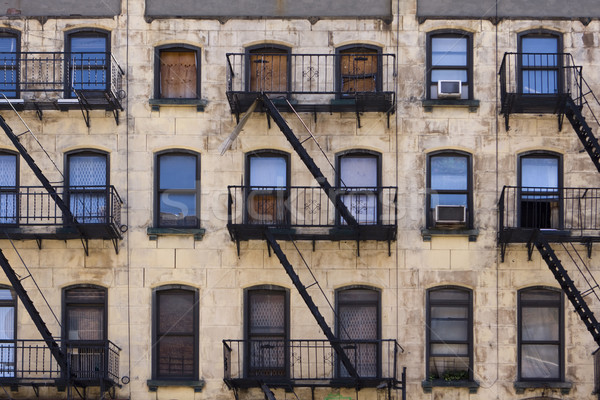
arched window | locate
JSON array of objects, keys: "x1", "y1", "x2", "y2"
[
  {"x1": 426, "y1": 151, "x2": 473, "y2": 229},
  {"x1": 246, "y1": 44, "x2": 290, "y2": 93},
  {"x1": 518, "y1": 287, "x2": 563, "y2": 381},
  {"x1": 62, "y1": 284, "x2": 107, "y2": 341},
  {"x1": 66, "y1": 150, "x2": 109, "y2": 223},
  {"x1": 0, "y1": 150, "x2": 18, "y2": 225},
  {"x1": 518, "y1": 30, "x2": 562, "y2": 95},
  {"x1": 336, "y1": 44, "x2": 382, "y2": 97},
  {"x1": 426, "y1": 30, "x2": 473, "y2": 100},
  {"x1": 518, "y1": 151, "x2": 562, "y2": 229},
  {"x1": 152, "y1": 285, "x2": 199, "y2": 379},
  {"x1": 0, "y1": 29, "x2": 20, "y2": 98},
  {"x1": 65, "y1": 29, "x2": 110, "y2": 96},
  {"x1": 336, "y1": 286, "x2": 381, "y2": 377},
  {"x1": 154, "y1": 44, "x2": 201, "y2": 99},
  {"x1": 426, "y1": 286, "x2": 473, "y2": 382},
  {"x1": 245, "y1": 150, "x2": 289, "y2": 225},
  {"x1": 155, "y1": 150, "x2": 200, "y2": 228}
]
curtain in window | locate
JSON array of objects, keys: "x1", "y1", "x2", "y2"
[
  {"x1": 248, "y1": 291, "x2": 286, "y2": 377},
  {"x1": 340, "y1": 156, "x2": 378, "y2": 224},
  {"x1": 0, "y1": 154, "x2": 17, "y2": 224},
  {"x1": 0, "y1": 288, "x2": 15, "y2": 378},
  {"x1": 69, "y1": 154, "x2": 107, "y2": 223}
]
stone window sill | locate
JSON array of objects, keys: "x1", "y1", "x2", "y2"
[
  {"x1": 514, "y1": 380, "x2": 572, "y2": 394},
  {"x1": 149, "y1": 98, "x2": 207, "y2": 111},
  {"x1": 147, "y1": 379, "x2": 205, "y2": 392},
  {"x1": 147, "y1": 227, "x2": 206, "y2": 241},
  {"x1": 421, "y1": 228, "x2": 479, "y2": 242},
  {"x1": 422, "y1": 99, "x2": 480, "y2": 112},
  {"x1": 422, "y1": 379, "x2": 480, "y2": 393}
]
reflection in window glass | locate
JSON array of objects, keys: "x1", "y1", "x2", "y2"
[
  {"x1": 339, "y1": 154, "x2": 379, "y2": 224},
  {"x1": 429, "y1": 154, "x2": 469, "y2": 209},
  {"x1": 69, "y1": 33, "x2": 108, "y2": 92},
  {"x1": 0, "y1": 154, "x2": 16, "y2": 224},
  {"x1": 0, "y1": 36, "x2": 17, "y2": 98},
  {"x1": 158, "y1": 153, "x2": 199, "y2": 228},
  {"x1": 68, "y1": 153, "x2": 107, "y2": 223},
  {"x1": 521, "y1": 157, "x2": 558, "y2": 188},
  {"x1": 249, "y1": 157, "x2": 287, "y2": 188},
  {"x1": 521, "y1": 35, "x2": 559, "y2": 94},
  {"x1": 428, "y1": 34, "x2": 470, "y2": 100}
]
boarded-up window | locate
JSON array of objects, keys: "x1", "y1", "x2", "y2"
[
  {"x1": 340, "y1": 47, "x2": 379, "y2": 95},
  {"x1": 249, "y1": 47, "x2": 288, "y2": 92},
  {"x1": 160, "y1": 51, "x2": 198, "y2": 98}
]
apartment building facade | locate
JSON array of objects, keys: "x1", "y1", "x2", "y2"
[{"x1": 0, "y1": 0, "x2": 597, "y2": 399}]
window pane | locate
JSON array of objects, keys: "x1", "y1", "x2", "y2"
[
  {"x1": 0, "y1": 37, "x2": 16, "y2": 54},
  {"x1": 158, "y1": 291, "x2": 195, "y2": 334},
  {"x1": 159, "y1": 154, "x2": 196, "y2": 190},
  {"x1": 430, "y1": 318, "x2": 468, "y2": 342},
  {"x1": 249, "y1": 292, "x2": 285, "y2": 335},
  {"x1": 159, "y1": 192, "x2": 197, "y2": 224},
  {"x1": 431, "y1": 306, "x2": 468, "y2": 319},
  {"x1": 430, "y1": 289, "x2": 469, "y2": 302},
  {"x1": 430, "y1": 194, "x2": 467, "y2": 208},
  {"x1": 521, "y1": 289, "x2": 560, "y2": 302},
  {"x1": 431, "y1": 156, "x2": 467, "y2": 190},
  {"x1": 0, "y1": 290, "x2": 12, "y2": 301},
  {"x1": 249, "y1": 157, "x2": 287, "y2": 187},
  {"x1": 432, "y1": 37, "x2": 467, "y2": 66},
  {"x1": 0, "y1": 155, "x2": 16, "y2": 187},
  {"x1": 0, "y1": 307, "x2": 14, "y2": 340},
  {"x1": 69, "y1": 154, "x2": 106, "y2": 186},
  {"x1": 431, "y1": 70, "x2": 468, "y2": 83},
  {"x1": 340, "y1": 156, "x2": 377, "y2": 187},
  {"x1": 521, "y1": 157, "x2": 558, "y2": 188},
  {"x1": 70, "y1": 36, "x2": 106, "y2": 61},
  {"x1": 429, "y1": 355, "x2": 470, "y2": 378},
  {"x1": 522, "y1": 37, "x2": 558, "y2": 55},
  {"x1": 157, "y1": 335, "x2": 194, "y2": 377},
  {"x1": 521, "y1": 344, "x2": 560, "y2": 379},
  {"x1": 431, "y1": 344, "x2": 469, "y2": 356},
  {"x1": 522, "y1": 307, "x2": 559, "y2": 341},
  {"x1": 67, "y1": 306, "x2": 104, "y2": 340}
]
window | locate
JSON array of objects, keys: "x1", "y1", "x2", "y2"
[
  {"x1": 66, "y1": 30, "x2": 109, "y2": 96},
  {"x1": 427, "y1": 31, "x2": 472, "y2": 100},
  {"x1": 245, "y1": 286, "x2": 289, "y2": 378},
  {"x1": 518, "y1": 152, "x2": 561, "y2": 229},
  {"x1": 155, "y1": 151, "x2": 200, "y2": 228},
  {"x1": 246, "y1": 45, "x2": 289, "y2": 93},
  {"x1": 336, "y1": 287, "x2": 380, "y2": 378},
  {"x1": 0, "y1": 286, "x2": 16, "y2": 378},
  {"x1": 518, "y1": 31, "x2": 561, "y2": 95},
  {"x1": 246, "y1": 150, "x2": 289, "y2": 225},
  {"x1": 337, "y1": 45, "x2": 381, "y2": 97},
  {"x1": 153, "y1": 285, "x2": 199, "y2": 379},
  {"x1": 518, "y1": 287, "x2": 563, "y2": 381},
  {"x1": 66, "y1": 151, "x2": 108, "y2": 224},
  {"x1": 155, "y1": 45, "x2": 201, "y2": 99},
  {"x1": 0, "y1": 151, "x2": 18, "y2": 225},
  {"x1": 426, "y1": 286, "x2": 473, "y2": 382},
  {"x1": 0, "y1": 30, "x2": 19, "y2": 98},
  {"x1": 336, "y1": 150, "x2": 380, "y2": 224},
  {"x1": 426, "y1": 151, "x2": 472, "y2": 229}
]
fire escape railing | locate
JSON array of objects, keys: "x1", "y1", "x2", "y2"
[{"x1": 223, "y1": 339, "x2": 404, "y2": 387}]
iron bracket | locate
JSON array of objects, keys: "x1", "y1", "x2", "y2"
[
  {"x1": 266, "y1": 113, "x2": 271, "y2": 129},
  {"x1": 34, "y1": 103, "x2": 43, "y2": 121},
  {"x1": 312, "y1": 240, "x2": 316, "y2": 252},
  {"x1": 504, "y1": 113, "x2": 510, "y2": 131},
  {"x1": 558, "y1": 113, "x2": 564, "y2": 131},
  {"x1": 236, "y1": 240, "x2": 240, "y2": 258},
  {"x1": 267, "y1": 240, "x2": 272, "y2": 257},
  {"x1": 80, "y1": 237, "x2": 89, "y2": 257},
  {"x1": 35, "y1": 237, "x2": 42, "y2": 250},
  {"x1": 587, "y1": 241, "x2": 593, "y2": 259},
  {"x1": 112, "y1": 237, "x2": 119, "y2": 255},
  {"x1": 355, "y1": 110, "x2": 361, "y2": 129},
  {"x1": 356, "y1": 239, "x2": 360, "y2": 257},
  {"x1": 388, "y1": 240, "x2": 391, "y2": 257},
  {"x1": 500, "y1": 242, "x2": 507, "y2": 263}
]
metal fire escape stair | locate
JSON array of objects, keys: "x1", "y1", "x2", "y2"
[
  {"x1": 0, "y1": 114, "x2": 90, "y2": 255},
  {"x1": 564, "y1": 97, "x2": 600, "y2": 173},
  {"x1": 533, "y1": 231, "x2": 600, "y2": 346},
  {"x1": 0, "y1": 249, "x2": 68, "y2": 372}
]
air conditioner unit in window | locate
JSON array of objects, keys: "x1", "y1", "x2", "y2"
[
  {"x1": 437, "y1": 80, "x2": 462, "y2": 98},
  {"x1": 434, "y1": 205, "x2": 466, "y2": 225}
]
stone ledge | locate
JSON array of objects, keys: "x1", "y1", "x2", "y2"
[
  {"x1": 149, "y1": 98, "x2": 208, "y2": 111},
  {"x1": 514, "y1": 380, "x2": 572, "y2": 394},
  {"x1": 147, "y1": 379, "x2": 205, "y2": 392},
  {"x1": 421, "y1": 228, "x2": 479, "y2": 242},
  {"x1": 147, "y1": 227, "x2": 206, "y2": 241},
  {"x1": 422, "y1": 379, "x2": 480, "y2": 393},
  {"x1": 422, "y1": 99, "x2": 480, "y2": 112}
]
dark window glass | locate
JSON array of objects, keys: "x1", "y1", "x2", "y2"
[
  {"x1": 246, "y1": 288, "x2": 287, "y2": 377},
  {"x1": 426, "y1": 287, "x2": 472, "y2": 381},
  {"x1": 0, "y1": 153, "x2": 17, "y2": 224},
  {"x1": 154, "y1": 288, "x2": 197, "y2": 379},
  {"x1": 518, "y1": 288, "x2": 563, "y2": 381},
  {"x1": 0, "y1": 287, "x2": 16, "y2": 378},
  {"x1": 67, "y1": 32, "x2": 108, "y2": 93},
  {"x1": 519, "y1": 153, "x2": 561, "y2": 229},
  {"x1": 67, "y1": 152, "x2": 108, "y2": 223},
  {"x1": 520, "y1": 34, "x2": 559, "y2": 94},
  {"x1": 0, "y1": 34, "x2": 18, "y2": 98},
  {"x1": 157, "y1": 152, "x2": 199, "y2": 228},
  {"x1": 427, "y1": 32, "x2": 471, "y2": 99},
  {"x1": 427, "y1": 152, "x2": 472, "y2": 228},
  {"x1": 247, "y1": 152, "x2": 288, "y2": 225},
  {"x1": 157, "y1": 46, "x2": 200, "y2": 99},
  {"x1": 338, "y1": 152, "x2": 379, "y2": 224},
  {"x1": 64, "y1": 286, "x2": 106, "y2": 341},
  {"x1": 337, "y1": 288, "x2": 380, "y2": 377}
]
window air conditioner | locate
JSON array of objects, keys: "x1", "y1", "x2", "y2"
[
  {"x1": 437, "y1": 80, "x2": 462, "y2": 98},
  {"x1": 434, "y1": 205, "x2": 466, "y2": 224}
]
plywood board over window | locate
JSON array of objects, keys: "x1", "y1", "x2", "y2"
[
  {"x1": 249, "y1": 50, "x2": 288, "y2": 93},
  {"x1": 340, "y1": 48, "x2": 378, "y2": 94},
  {"x1": 160, "y1": 51, "x2": 197, "y2": 99}
]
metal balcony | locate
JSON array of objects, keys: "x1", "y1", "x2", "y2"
[
  {"x1": 0, "y1": 185, "x2": 123, "y2": 242},
  {"x1": 223, "y1": 339, "x2": 406, "y2": 391},
  {"x1": 227, "y1": 185, "x2": 397, "y2": 242},
  {"x1": 498, "y1": 185, "x2": 600, "y2": 245},
  {"x1": 0, "y1": 339, "x2": 120, "y2": 390},
  {"x1": 0, "y1": 52, "x2": 125, "y2": 125},
  {"x1": 225, "y1": 52, "x2": 396, "y2": 116}
]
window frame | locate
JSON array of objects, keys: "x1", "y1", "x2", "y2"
[
  {"x1": 0, "y1": 150, "x2": 19, "y2": 226},
  {"x1": 0, "y1": 28, "x2": 21, "y2": 99},
  {"x1": 64, "y1": 28, "x2": 110, "y2": 98},
  {"x1": 0, "y1": 285, "x2": 17, "y2": 378},
  {"x1": 244, "y1": 285, "x2": 290, "y2": 379},
  {"x1": 154, "y1": 149, "x2": 201, "y2": 229},
  {"x1": 335, "y1": 285, "x2": 382, "y2": 378},
  {"x1": 152, "y1": 285, "x2": 199, "y2": 380},
  {"x1": 61, "y1": 284, "x2": 108, "y2": 342},
  {"x1": 335, "y1": 44, "x2": 383, "y2": 99},
  {"x1": 425, "y1": 285, "x2": 473, "y2": 382},
  {"x1": 335, "y1": 149, "x2": 382, "y2": 225},
  {"x1": 517, "y1": 30, "x2": 563, "y2": 95},
  {"x1": 517, "y1": 286, "x2": 564, "y2": 382},
  {"x1": 426, "y1": 150, "x2": 473, "y2": 229},
  {"x1": 154, "y1": 44, "x2": 201, "y2": 100},
  {"x1": 245, "y1": 44, "x2": 291, "y2": 94},
  {"x1": 517, "y1": 151, "x2": 563, "y2": 229},
  {"x1": 426, "y1": 30, "x2": 473, "y2": 100}
]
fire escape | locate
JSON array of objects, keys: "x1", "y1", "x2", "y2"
[
  {"x1": 0, "y1": 49, "x2": 125, "y2": 398},
  {"x1": 498, "y1": 52, "x2": 600, "y2": 394},
  {"x1": 223, "y1": 49, "x2": 405, "y2": 400}
]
